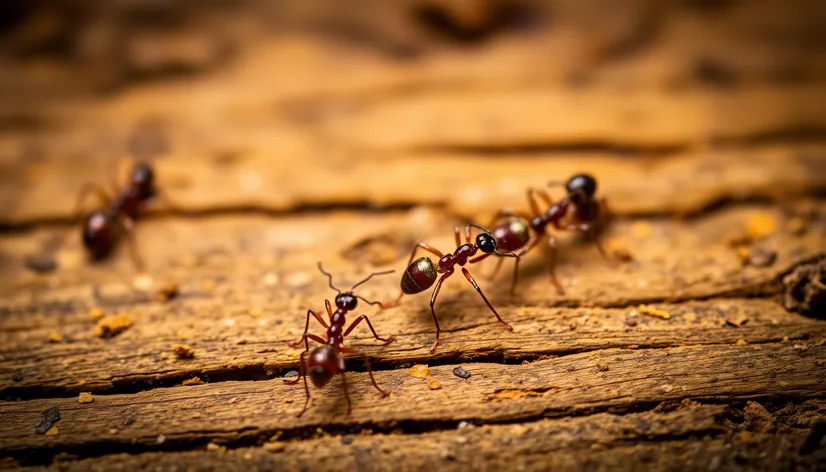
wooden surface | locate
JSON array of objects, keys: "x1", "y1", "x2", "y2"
[{"x1": 1, "y1": 1, "x2": 826, "y2": 471}]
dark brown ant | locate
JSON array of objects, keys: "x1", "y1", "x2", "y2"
[
  {"x1": 284, "y1": 263, "x2": 396, "y2": 417},
  {"x1": 392, "y1": 224, "x2": 518, "y2": 354},
  {"x1": 485, "y1": 173, "x2": 614, "y2": 298}
]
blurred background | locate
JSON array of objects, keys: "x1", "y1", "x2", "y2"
[{"x1": 0, "y1": 0, "x2": 825, "y2": 276}]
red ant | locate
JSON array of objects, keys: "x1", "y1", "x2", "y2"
[
  {"x1": 392, "y1": 224, "x2": 518, "y2": 354},
  {"x1": 485, "y1": 173, "x2": 615, "y2": 298},
  {"x1": 284, "y1": 263, "x2": 396, "y2": 417}
]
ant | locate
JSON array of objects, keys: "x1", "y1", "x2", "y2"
[
  {"x1": 392, "y1": 224, "x2": 518, "y2": 354},
  {"x1": 485, "y1": 173, "x2": 615, "y2": 298},
  {"x1": 284, "y1": 263, "x2": 396, "y2": 417}
]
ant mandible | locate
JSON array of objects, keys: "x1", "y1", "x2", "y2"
[
  {"x1": 68, "y1": 161, "x2": 163, "y2": 270},
  {"x1": 284, "y1": 263, "x2": 396, "y2": 417},
  {"x1": 485, "y1": 173, "x2": 614, "y2": 299},
  {"x1": 392, "y1": 224, "x2": 518, "y2": 354}
]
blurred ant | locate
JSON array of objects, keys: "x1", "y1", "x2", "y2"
[
  {"x1": 26, "y1": 160, "x2": 174, "y2": 273},
  {"x1": 285, "y1": 263, "x2": 396, "y2": 417},
  {"x1": 392, "y1": 224, "x2": 518, "y2": 354},
  {"x1": 485, "y1": 173, "x2": 615, "y2": 298}
]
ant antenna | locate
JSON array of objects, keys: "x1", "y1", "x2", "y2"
[
  {"x1": 351, "y1": 269, "x2": 395, "y2": 291},
  {"x1": 468, "y1": 223, "x2": 492, "y2": 234},
  {"x1": 317, "y1": 262, "x2": 341, "y2": 294},
  {"x1": 494, "y1": 250, "x2": 519, "y2": 258},
  {"x1": 546, "y1": 180, "x2": 566, "y2": 187}
]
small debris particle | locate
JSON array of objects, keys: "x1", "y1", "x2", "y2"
[
  {"x1": 249, "y1": 307, "x2": 263, "y2": 318},
  {"x1": 709, "y1": 376, "x2": 718, "y2": 383},
  {"x1": 746, "y1": 212, "x2": 778, "y2": 240},
  {"x1": 568, "y1": 320, "x2": 578, "y2": 330},
  {"x1": 744, "y1": 401, "x2": 776, "y2": 433},
  {"x1": 203, "y1": 279, "x2": 216, "y2": 292},
  {"x1": 44, "y1": 426, "x2": 59, "y2": 436},
  {"x1": 340, "y1": 436, "x2": 354, "y2": 445},
  {"x1": 788, "y1": 217, "x2": 807, "y2": 236},
  {"x1": 453, "y1": 366, "x2": 471, "y2": 379},
  {"x1": 48, "y1": 331, "x2": 63, "y2": 343},
  {"x1": 94, "y1": 313, "x2": 132, "y2": 338},
  {"x1": 624, "y1": 315, "x2": 638, "y2": 327},
  {"x1": 243, "y1": 453, "x2": 253, "y2": 460},
  {"x1": 88, "y1": 307, "x2": 104, "y2": 320},
  {"x1": 263, "y1": 441, "x2": 285, "y2": 453},
  {"x1": 206, "y1": 443, "x2": 226, "y2": 452},
  {"x1": 427, "y1": 378, "x2": 443, "y2": 390},
  {"x1": 816, "y1": 360, "x2": 824, "y2": 366},
  {"x1": 660, "y1": 384, "x2": 674, "y2": 393},
  {"x1": 182, "y1": 377, "x2": 203, "y2": 386},
  {"x1": 597, "y1": 362, "x2": 609, "y2": 372},
  {"x1": 747, "y1": 247, "x2": 777, "y2": 268},
  {"x1": 638, "y1": 305, "x2": 670, "y2": 320},
  {"x1": 283, "y1": 398, "x2": 295, "y2": 404},
  {"x1": 410, "y1": 364, "x2": 429, "y2": 379},
  {"x1": 793, "y1": 344, "x2": 809, "y2": 351},
  {"x1": 725, "y1": 313, "x2": 749, "y2": 327},
  {"x1": 228, "y1": 397, "x2": 237, "y2": 404},
  {"x1": 284, "y1": 370, "x2": 299, "y2": 379},
  {"x1": 159, "y1": 352, "x2": 169, "y2": 360},
  {"x1": 457, "y1": 421, "x2": 476, "y2": 430},
  {"x1": 35, "y1": 407, "x2": 60, "y2": 435},
  {"x1": 132, "y1": 274, "x2": 154, "y2": 291},
  {"x1": 155, "y1": 282, "x2": 180, "y2": 302},
  {"x1": 109, "y1": 428, "x2": 118, "y2": 435},
  {"x1": 78, "y1": 392, "x2": 94, "y2": 404},
  {"x1": 156, "y1": 435, "x2": 166, "y2": 445},
  {"x1": 171, "y1": 344, "x2": 195, "y2": 359},
  {"x1": 736, "y1": 339, "x2": 748, "y2": 346},
  {"x1": 25, "y1": 254, "x2": 57, "y2": 273},
  {"x1": 631, "y1": 222, "x2": 652, "y2": 239},
  {"x1": 782, "y1": 336, "x2": 790, "y2": 342},
  {"x1": 605, "y1": 237, "x2": 634, "y2": 262}
]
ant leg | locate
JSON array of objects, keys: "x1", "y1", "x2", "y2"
[
  {"x1": 526, "y1": 187, "x2": 553, "y2": 216},
  {"x1": 461, "y1": 268, "x2": 513, "y2": 331},
  {"x1": 506, "y1": 237, "x2": 543, "y2": 300},
  {"x1": 119, "y1": 215, "x2": 145, "y2": 272},
  {"x1": 564, "y1": 223, "x2": 610, "y2": 261},
  {"x1": 464, "y1": 224, "x2": 471, "y2": 244},
  {"x1": 428, "y1": 273, "x2": 450, "y2": 354},
  {"x1": 545, "y1": 234, "x2": 566, "y2": 295},
  {"x1": 528, "y1": 187, "x2": 554, "y2": 209},
  {"x1": 343, "y1": 315, "x2": 394, "y2": 344},
  {"x1": 453, "y1": 226, "x2": 462, "y2": 247},
  {"x1": 340, "y1": 372, "x2": 352, "y2": 416},
  {"x1": 287, "y1": 308, "x2": 329, "y2": 348},
  {"x1": 325, "y1": 299, "x2": 334, "y2": 319},
  {"x1": 486, "y1": 256, "x2": 505, "y2": 281},
  {"x1": 341, "y1": 346, "x2": 388, "y2": 397},
  {"x1": 294, "y1": 351, "x2": 312, "y2": 417}
]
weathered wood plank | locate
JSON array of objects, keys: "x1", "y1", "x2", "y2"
[
  {"x1": 0, "y1": 343, "x2": 822, "y2": 461},
  {"x1": 15, "y1": 405, "x2": 826, "y2": 472}
]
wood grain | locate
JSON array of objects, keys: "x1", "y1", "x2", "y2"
[{"x1": 1, "y1": 343, "x2": 823, "y2": 463}]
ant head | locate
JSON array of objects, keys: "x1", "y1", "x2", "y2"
[
  {"x1": 476, "y1": 232, "x2": 498, "y2": 254},
  {"x1": 307, "y1": 345, "x2": 340, "y2": 388},
  {"x1": 82, "y1": 211, "x2": 114, "y2": 260},
  {"x1": 566, "y1": 174, "x2": 597, "y2": 205},
  {"x1": 130, "y1": 162, "x2": 156, "y2": 201},
  {"x1": 335, "y1": 292, "x2": 358, "y2": 311}
]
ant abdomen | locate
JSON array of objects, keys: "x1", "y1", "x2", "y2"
[
  {"x1": 82, "y1": 211, "x2": 115, "y2": 260},
  {"x1": 401, "y1": 257, "x2": 438, "y2": 294},
  {"x1": 492, "y1": 217, "x2": 531, "y2": 252}
]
